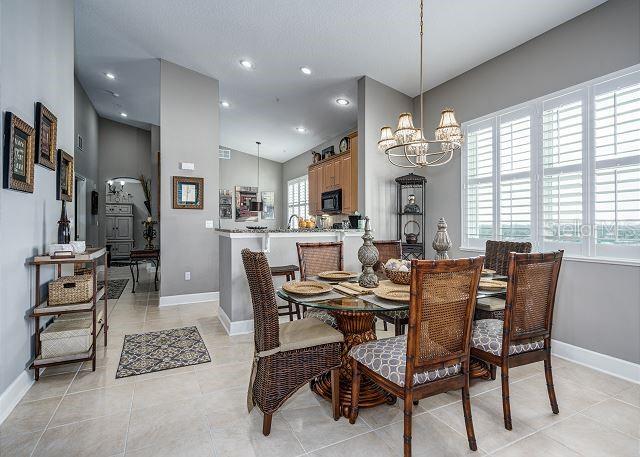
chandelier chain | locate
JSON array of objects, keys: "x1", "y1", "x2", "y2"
[{"x1": 419, "y1": 0, "x2": 424, "y2": 133}]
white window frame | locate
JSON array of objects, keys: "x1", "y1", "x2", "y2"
[
  {"x1": 287, "y1": 175, "x2": 309, "y2": 221},
  {"x1": 461, "y1": 64, "x2": 640, "y2": 262}
]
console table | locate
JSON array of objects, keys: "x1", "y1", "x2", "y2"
[{"x1": 129, "y1": 249, "x2": 160, "y2": 292}]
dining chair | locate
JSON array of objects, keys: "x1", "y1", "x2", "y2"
[
  {"x1": 241, "y1": 249, "x2": 343, "y2": 435},
  {"x1": 296, "y1": 241, "x2": 343, "y2": 328},
  {"x1": 484, "y1": 240, "x2": 532, "y2": 276},
  {"x1": 349, "y1": 257, "x2": 485, "y2": 456},
  {"x1": 372, "y1": 240, "x2": 408, "y2": 335},
  {"x1": 471, "y1": 251, "x2": 564, "y2": 430}
]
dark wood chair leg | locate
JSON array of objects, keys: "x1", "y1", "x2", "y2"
[
  {"x1": 413, "y1": 400, "x2": 419, "y2": 405},
  {"x1": 383, "y1": 320, "x2": 388, "y2": 331},
  {"x1": 544, "y1": 352, "x2": 559, "y2": 414},
  {"x1": 331, "y1": 368, "x2": 340, "y2": 420},
  {"x1": 350, "y1": 359, "x2": 361, "y2": 424},
  {"x1": 394, "y1": 320, "x2": 404, "y2": 336},
  {"x1": 490, "y1": 364, "x2": 497, "y2": 381},
  {"x1": 501, "y1": 363, "x2": 512, "y2": 430},
  {"x1": 262, "y1": 413, "x2": 272, "y2": 436},
  {"x1": 462, "y1": 371, "x2": 478, "y2": 451},
  {"x1": 403, "y1": 392, "x2": 413, "y2": 457},
  {"x1": 294, "y1": 303, "x2": 301, "y2": 320}
]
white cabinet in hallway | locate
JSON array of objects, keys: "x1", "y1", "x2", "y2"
[{"x1": 106, "y1": 203, "x2": 134, "y2": 258}]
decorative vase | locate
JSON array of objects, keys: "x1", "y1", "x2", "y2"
[
  {"x1": 432, "y1": 217, "x2": 452, "y2": 260},
  {"x1": 358, "y1": 217, "x2": 379, "y2": 288},
  {"x1": 57, "y1": 201, "x2": 71, "y2": 244},
  {"x1": 142, "y1": 219, "x2": 157, "y2": 250}
]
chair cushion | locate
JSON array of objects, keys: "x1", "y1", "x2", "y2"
[
  {"x1": 304, "y1": 308, "x2": 337, "y2": 328},
  {"x1": 348, "y1": 335, "x2": 461, "y2": 387},
  {"x1": 380, "y1": 309, "x2": 409, "y2": 320},
  {"x1": 278, "y1": 317, "x2": 343, "y2": 352},
  {"x1": 472, "y1": 319, "x2": 544, "y2": 356}
]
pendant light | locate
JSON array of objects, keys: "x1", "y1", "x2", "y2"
[{"x1": 249, "y1": 141, "x2": 264, "y2": 212}]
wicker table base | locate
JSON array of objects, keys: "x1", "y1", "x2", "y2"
[{"x1": 310, "y1": 310, "x2": 396, "y2": 418}]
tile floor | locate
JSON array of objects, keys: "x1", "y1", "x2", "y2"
[{"x1": 1, "y1": 267, "x2": 638, "y2": 456}]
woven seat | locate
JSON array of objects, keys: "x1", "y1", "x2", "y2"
[
  {"x1": 349, "y1": 257, "x2": 485, "y2": 456},
  {"x1": 296, "y1": 242, "x2": 344, "y2": 329},
  {"x1": 349, "y1": 335, "x2": 460, "y2": 387},
  {"x1": 472, "y1": 319, "x2": 544, "y2": 356},
  {"x1": 241, "y1": 249, "x2": 342, "y2": 436},
  {"x1": 471, "y1": 251, "x2": 564, "y2": 431}
]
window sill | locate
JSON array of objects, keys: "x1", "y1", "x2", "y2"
[{"x1": 458, "y1": 247, "x2": 640, "y2": 267}]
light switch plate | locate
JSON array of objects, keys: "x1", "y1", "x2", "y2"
[
  {"x1": 205, "y1": 220, "x2": 214, "y2": 228},
  {"x1": 179, "y1": 162, "x2": 195, "y2": 170}
]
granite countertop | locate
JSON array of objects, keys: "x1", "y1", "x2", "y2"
[{"x1": 215, "y1": 228, "x2": 363, "y2": 234}]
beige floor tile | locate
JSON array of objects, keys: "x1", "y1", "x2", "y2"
[
  {"x1": 491, "y1": 432, "x2": 581, "y2": 456},
  {"x1": 553, "y1": 360, "x2": 634, "y2": 396},
  {"x1": 42, "y1": 362, "x2": 82, "y2": 377},
  {"x1": 69, "y1": 366, "x2": 131, "y2": 393},
  {"x1": 415, "y1": 390, "x2": 461, "y2": 411},
  {"x1": 144, "y1": 306, "x2": 181, "y2": 321},
  {"x1": 125, "y1": 398, "x2": 210, "y2": 452},
  {"x1": 33, "y1": 412, "x2": 129, "y2": 457},
  {"x1": 615, "y1": 384, "x2": 640, "y2": 407},
  {"x1": 281, "y1": 404, "x2": 371, "y2": 452},
  {"x1": 21, "y1": 372, "x2": 76, "y2": 402},
  {"x1": 281, "y1": 387, "x2": 324, "y2": 411},
  {"x1": 0, "y1": 430, "x2": 42, "y2": 457},
  {"x1": 430, "y1": 389, "x2": 535, "y2": 453},
  {"x1": 355, "y1": 396, "x2": 427, "y2": 429},
  {"x1": 0, "y1": 396, "x2": 61, "y2": 435},
  {"x1": 210, "y1": 412, "x2": 305, "y2": 457},
  {"x1": 194, "y1": 362, "x2": 251, "y2": 394},
  {"x1": 374, "y1": 412, "x2": 483, "y2": 456},
  {"x1": 50, "y1": 384, "x2": 133, "y2": 427},
  {"x1": 209, "y1": 342, "x2": 254, "y2": 366},
  {"x1": 142, "y1": 318, "x2": 186, "y2": 332},
  {"x1": 132, "y1": 371, "x2": 202, "y2": 410},
  {"x1": 308, "y1": 430, "x2": 395, "y2": 457},
  {"x1": 125, "y1": 435, "x2": 214, "y2": 457},
  {"x1": 542, "y1": 413, "x2": 640, "y2": 457},
  {"x1": 199, "y1": 387, "x2": 253, "y2": 428},
  {"x1": 580, "y1": 398, "x2": 640, "y2": 438}
]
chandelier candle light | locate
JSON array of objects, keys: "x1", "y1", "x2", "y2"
[{"x1": 378, "y1": 0, "x2": 463, "y2": 168}]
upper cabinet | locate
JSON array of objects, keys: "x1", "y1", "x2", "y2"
[{"x1": 309, "y1": 131, "x2": 358, "y2": 215}]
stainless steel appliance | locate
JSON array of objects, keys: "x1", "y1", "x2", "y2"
[{"x1": 321, "y1": 189, "x2": 342, "y2": 214}]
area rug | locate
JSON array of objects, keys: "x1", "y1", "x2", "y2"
[
  {"x1": 98, "y1": 279, "x2": 128, "y2": 300},
  {"x1": 115, "y1": 326, "x2": 211, "y2": 378}
]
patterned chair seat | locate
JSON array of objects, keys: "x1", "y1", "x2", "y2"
[
  {"x1": 380, "y1": 309, "x2": 409, "y2": 320},
  {"x1": 304, "y1": 308, "x2": 337, "y2": 328},
  {"x1": 472, "y1": 319, "x2": 544, "y2": 356},
  {"x1": 349, "y1": 335, "x2": 460, "y2": 387}
]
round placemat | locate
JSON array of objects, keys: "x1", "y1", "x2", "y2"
[{"x1": 282, "y1": 281, "x2": 332, "y2": 295}]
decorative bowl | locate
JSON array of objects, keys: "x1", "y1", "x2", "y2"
[{"x1": 384, "y1": 267, "x2": 411, "y2": 285}]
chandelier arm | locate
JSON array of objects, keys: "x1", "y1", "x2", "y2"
[
  {"x1": 403, "y1": 146, "x2": 422, "y2": 167},
  {"x1": 387, "y1": 154, "x2": 424, "y2": 168},
  {"x1": 426, "y1": 151, "x2": 454, "y2": 167}
]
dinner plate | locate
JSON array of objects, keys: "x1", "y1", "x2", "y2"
[
  {"x1": 318, "y1": 271, "x2": 359, "y2": 280},
  {"x1": 282, "y1": 280, "x2": 332, "y2": 295},
  {"x1": 373, "y1": 288, "x2": 410, "y2": 302}
]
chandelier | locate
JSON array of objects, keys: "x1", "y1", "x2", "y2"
[{"x1": 378, "y1": 0, "x2": 463, "y2": 168}]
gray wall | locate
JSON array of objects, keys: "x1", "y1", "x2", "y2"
[
  {"x1": 74, "y1": 76, "x2": 99, "y2": 245},
  {"x1": 160, "y1": 60, "x2": 219, "y2": 297},
  {"x1": 97, "y1": 118, "x2": 152, "y2": 249},
  {"x1": 358, "y1": 76, "x2": 414, "y2": 239},
  {"x1": 0, "y1": 0, "x2": 75, "y2": 397},
  {"x1": 414, "y1": 0, "x2": 640, "y2": 363},
  {"x1": 281, "y1": 127, "x2": 356, "y2": 223},
  {"x1": 219, "y1": 146, "x2": 283, "y2": 230},
  {"x1": 150, "y1": 125, "x2": 160, "y2": 242}
]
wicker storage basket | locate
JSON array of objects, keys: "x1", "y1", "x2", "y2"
[
  {"x1": 40, "y1": 314, "x2": 100, "y2": 358},
  {"x1": 384, "y1": 268, "x2": 411, "y2": 285},
  {"x1": 48, "y1": 275, "x2": 94, "y2": 306}
]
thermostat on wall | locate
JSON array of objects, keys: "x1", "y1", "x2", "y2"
[{"x1": 179, "y1": 162, "x2": 195, "y2": 170}]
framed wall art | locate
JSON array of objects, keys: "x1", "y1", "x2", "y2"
[
  {"x1": 261, "y1": 191, "x2": 275, "y2": 220},
  {"x1": 172, "y1": 176, "x2": 204, "y2": 209},
  {"x1": 219, "y1": 189, "x2": 232, "y2": 219},
  {"x1": 3, "y1": 112, "x2": 35, "y2": 193},
  {"x1": 56, "y1": 149, "x2": 74, "y2": 201},
  {"x1": 235, "y1": 186, "x2": 258, "y2": 222},
  {"x1": 35, "y1": 102, "x2": 57, "y2": 170}
]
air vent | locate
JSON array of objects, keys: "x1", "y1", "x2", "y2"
[{"x1": 219, "y1": 148, "x2": 231, "y2": 160}]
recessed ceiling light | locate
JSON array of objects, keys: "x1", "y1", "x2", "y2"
[
  {"x1": 336, "y1": 98, "x2": 350, "y2": 106},
  {"x1": 300, "y1": 66, "x2": 312, "y2": 75},
  {"x1": 296, "y1": 127, "x2": 306, "y2": 133},
  {"x1": 120, "y1": 112, "x2": 128, "y2": 118},
  {"x1": 240, "y1": 59, "x2": 254, "y2": 70},
  {"x1": 220, "y1": 101, "x2": 230, "y2": 108},
  {"x1": 105, "y1": 72, "x2": 116, "y2": 80}
]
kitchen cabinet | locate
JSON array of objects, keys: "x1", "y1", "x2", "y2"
[{"x1": 309, "y1": 166, "x2": 320, "y2": 214}]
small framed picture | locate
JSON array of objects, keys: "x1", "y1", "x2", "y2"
[
  {"x1": 35, "y1": 102, "x2": 57, "y2": 170},
  {"x1": 56, "y1": 149, "x2": 74, "y2": 201},
  {"x1": 173, "y1": 176, "x2": 204, "y2": 209},
  {"x1": 3, "y1": 112, "x2": 35, "y2": 193}
]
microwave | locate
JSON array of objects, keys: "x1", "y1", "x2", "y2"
[{"x1": 321, "y1": 189, "x2": 342, "y2": 214}]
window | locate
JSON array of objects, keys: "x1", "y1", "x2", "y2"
[
  {"x1": 462, "y1": 66, "x2": 640, "y2": 260},
  {"x1": 287, "y1": 175, "x2": 309, "y2": 221}
]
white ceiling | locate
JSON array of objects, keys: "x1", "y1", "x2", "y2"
[{"x1": 75, "y1": 0, "x2": 606, "y2": 162}]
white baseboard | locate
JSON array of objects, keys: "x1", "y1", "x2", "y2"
[
  {"x1": 218, "y1": 307, "x2": 254, "y2": 336},
  {"x1": 159, "y1": 291, "x2": 219, "y2": 307},
  {"x1": 0, "y1": 370, "x2": 33, "y2": 426},
  {"x1": 552, "y1": 339, "x2": 640, "y2": 384}
]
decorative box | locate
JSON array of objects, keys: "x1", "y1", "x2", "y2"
[
  {"x1": 48, "y1": 243, "x2": 74, "y2": 256},
  {"x1": 48, "y1": 275, "x2": 94, "y2": 305}
]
